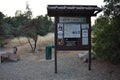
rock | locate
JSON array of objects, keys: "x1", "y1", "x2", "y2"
[
  {"x1": 78, "y1": 52, "x2": 95, "y2": 63},
  {"x1": 8, "y1": 54, "x2": 19, "y2": 61}
]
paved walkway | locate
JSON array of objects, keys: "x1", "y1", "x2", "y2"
[{"x1": 0, "y1": 51, "x2": 120, "y2": 80}]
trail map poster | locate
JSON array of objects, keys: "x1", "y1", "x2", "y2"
[
  {"x1": 82, "y1": 24, "x2": 89, "y2": 45},
  {"x1": 64, "y1": 23, "x2": 80, "y2": 38}
]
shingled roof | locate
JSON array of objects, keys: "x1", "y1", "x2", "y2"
[{"x1": 47, "y1": 5, "x2": 102, "y2": 16}]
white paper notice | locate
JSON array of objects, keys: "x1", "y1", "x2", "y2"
[
  {"x1": 57, "y1": 23, "x2": 63, "y2": 39},
  {"x1": 82, "y1": 37, "x2": 88, "y2": 45},
  {"x1": 81, "y1": 24, "x2": 89, "y2": 29},
  {"x1": 64, "y1": 23, "x2": 80, "y2": 38},
  {"x1": 82, "y1": 30, "x2": 88, "y2": 37}
]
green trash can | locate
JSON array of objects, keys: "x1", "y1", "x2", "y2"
[
  {"x1": 45, "y1": 46, "x2": 52, "y2": 60},
  {"x1": 51, "y1": 45, "x2": 55, "y2": 48},
  {"x1": 45, "y1": 45, "x2": 55, "y2": 60}
]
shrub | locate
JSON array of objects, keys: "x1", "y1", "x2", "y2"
[{"x1": 93, "y1": 16, "x2": 120, "y2": 64}]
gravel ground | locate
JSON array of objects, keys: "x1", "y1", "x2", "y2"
[{"x1": 0, "y1": 51, "x2": 120, "y2": 80}]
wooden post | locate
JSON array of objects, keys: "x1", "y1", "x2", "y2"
[
  {"x1": 55, "y1": 49, "x2": 57, "y2": 73},
  {"x1": 88, "y1": 17, "x2": 91, "y2": 70},
  {"x1": 54, "y1": 17, "x2": 58, "y2": 73}
]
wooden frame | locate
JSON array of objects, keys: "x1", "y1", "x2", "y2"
[{"x1": 47, "y1": 5, "x2": 102, "y2": 73}]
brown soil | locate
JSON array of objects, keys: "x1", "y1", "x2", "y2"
[{"x1": 0, "y1": 42, "x2": 120, "y2": 80}]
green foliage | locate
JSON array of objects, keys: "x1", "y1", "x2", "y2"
[
  {"x1": 93, "y1": 9, "x2": 120, "y2": 64},
  {"x1": 93, "y1": 0, "x2": 120, "y2": 64},
  {"x1": 104, "y1": 0, "x2": 120, "y2": 2},
  {"x1": 0, "y1": 3, "x2": 54, "y2": 49},
  {"x1": 37, "y1": 15, "x2": 54, "y2": 35},
  {"x1": 104, "y1": 0, "x2": 120, "y2": 17},
  {"x1": 0, "y1": 35, "x2": 4, "y2": 47},
  {"x1": 0, "y1": 12, "x2": 4, "y2": 34},
  {"x1": 0, "y1": 11, "x2": 5, "y2": 47}
]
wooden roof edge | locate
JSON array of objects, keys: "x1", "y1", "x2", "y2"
[
  {"x1": 47, "y1": 5, "x2": 103, "y2": 11},
  {"x1": 47, "y1": 5, "x2": 97, "y2": 7},
  {"x1": 47, "y1": 5, "x2": 103, "y2": 16}
]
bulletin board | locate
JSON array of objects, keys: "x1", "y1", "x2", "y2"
[
  {"x1": 55, "y1": 17, "x2": 90, "y2": 51},
  {"x1": 47, "y1": 5, "x2": 102, "y2": 73}
]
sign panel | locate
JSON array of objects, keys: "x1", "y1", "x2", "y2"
[
  {"x1": 82, "y1": 29, "x2": 88, "y2": 37},
  {"x1": 82, "y1": 24, "x2": 89, "y2": 45},
  {"x1": 81, "y1": 24, "x2": 89, "y2": 29},
  {"x1": 64, "y1": 23, "x2": 80, "y2": 38},
  {"x1": 56, "y1": 17, "x2": 90, "y2": 50},
  {"x1": 57, "y1": 23, "x2": 63, "y2": 39},
  {"x1": 57, "y1": 23, "x2": 64, "y2": 45},
  {"x1": 65, "y1": 38, "x2": 77, "y2": 46},
  {"x1": 82, "y1": 37, "x2": 88, "y2": 45},
  {"x1": 59, "y1": 17, "x2": 86, "y2": 23}
]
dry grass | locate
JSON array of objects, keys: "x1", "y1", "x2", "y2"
[
  {"x1": 6, "y1": 37, "x2": 29, "y2": 47},
  {"x1": 6, "y1": 33, "x2": 54, "y2": 48},
  {"x1": 3, "y1": 33, "x2": 54, "y2": 57},
  {"x1": 37, "y1": 33, "x2": 54, "y2": 48},
  {"x1": 11, "y1": 37, "x2": 28, "y2": 44}
]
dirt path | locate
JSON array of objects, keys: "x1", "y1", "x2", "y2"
[
  {"x1": 0, "y1": 50, "x2": 120, "y2": 80},
  {"x1": 0, "y1": 42, "x2": 120, "y2": 80}
]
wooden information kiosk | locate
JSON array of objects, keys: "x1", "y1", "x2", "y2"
[{"x1": 47, "y1": 5, "x2": 102, "y2": 73}]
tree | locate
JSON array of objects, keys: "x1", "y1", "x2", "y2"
[
  {"x1": 19, "y1": 3, "x2": 44, "y2": 52},
  {"x1": 21, "y1": 15, "x2": 53, "y2": 52},
  {"x1": 93, "y1": 0, "x2": 120, "y2": 64},
  {"x1": 0, "y1": 12, "x2": 5, "y2": 34},
  {"x1": 0, "y1": 2, "x2": 54, "y2": 50},
  {"x1": 21, "y1": 18, "x2": 43, "y2": 52},
  {"x1": 0, "y1": 11, "x2": 5, "y2": 47},
  {"x1": 37, "y1": 15, "x2": 54, "y2": 35},
  {"x1": 24, "y1": 2, "x2": 32, "y2": 19},
  {"x1": 104, "y1": 0, "x2": 120, "y2": 17}
]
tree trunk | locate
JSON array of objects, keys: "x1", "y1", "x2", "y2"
[
  {"x1": 33, "y1": 35, "x2": 38, "y2": 52},
  {"x1": 26, "y1": 37, "x2": 34, "y2": 52}
]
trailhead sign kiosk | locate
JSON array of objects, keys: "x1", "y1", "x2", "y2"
[{"x1": 47, "y1": 5, "x2": 102, "y2": 73}]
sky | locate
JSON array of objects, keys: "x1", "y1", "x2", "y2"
[{"x1": 0, "y1": 0, "x2": 105, "y2": 24}]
